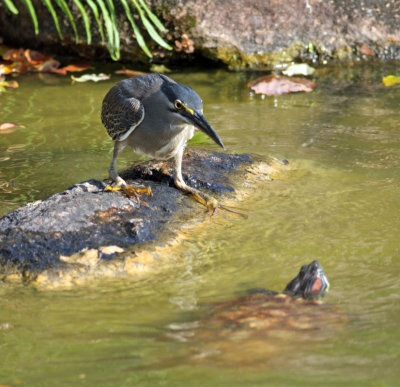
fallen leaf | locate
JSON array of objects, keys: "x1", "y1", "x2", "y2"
[
  {"x1": 282, "y1": 63, "x2": 315, "y2": 77},
  {"x1": 150, "y1": 64, "x2": 171, "y2": 73},
  {"x1": 0, "y1": 123, "x2": 25, "y2": 129},
  {"x1": 9, "y1": 61, "x2": 30, "y2": 74},
  {"x1": 115, "y1": 68, "x2": 147, "y2": 77},
  {"x1": 360, "y1": 44, "x2": 375, "y2": 56},
  {"x1": 382, "y1": 75, "x2": 400, "y2": 87},
  {"x1": 61, "y1": 62, "x2": 92, "y2": 72},
  {"x1": 2, "y1": 48, "x2": 25, "y2": 62},
  {"x1": 248, "y1": 75, "x2": 317, "y2": 96},
  {"x1": 0, "y1": 63, "x2": 13, "y2": 75},
  {"x1": 0, "y1": 123, "x2": 25, "y2": 134},
  {"x1": 36, "y1": 59, "x2": 63, "y2": 74},
  {"x1": 71, "y1": 73, "x2": 110, "y2": 82},
  {"x1": 24, "y1": 49, "x2": 53, "y2": 65},
  {"x1": 0, "y1": 80, "x2": 18, "y2": 88}
]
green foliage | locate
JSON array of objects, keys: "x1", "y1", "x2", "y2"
[{"x1": 1, "y1": 0, "x2": 171, "y2": 60}]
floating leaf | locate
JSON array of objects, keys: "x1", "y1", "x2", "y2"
[
  {"x1": 150, "y1": 64, "x2": 171, "y2": 73},
  {"x1": 282, "y1": 63, "x2": 315, "y2": 77},
  {"x1": 36, "y1": 59, "x2": 63, "y2": 73},
  {"x1": 2, "y1": 48, "x2": 25, "y2": 62},
  {"x1": 24, "y1": 49, "x2": 52, "y2": 65},
  {"x1": 248, "y1": 75, "x2": 317, "y2": 96},
  {"x1": 382, "y1": 75, "x2": 400, "y2": 87},
  {"x1": 71, "y1": 73, "x2": 110, "y2": 82},
  {"x1": 0, "y1": 122, "x2": 25, "y2": 134},
  {"x1": 114, "y1": 68, "x2": 147, "y2": 77},
  {"x1": 0, "y1": 64, "x2": 14, "y2": 75},
  {"x1": 0, "y1": 79, "x2": 19, "y2": 88},
  {"x1": 61, "y1": 62, "x2": 92, "y2": 72}
]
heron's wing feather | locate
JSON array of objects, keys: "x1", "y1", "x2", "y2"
[{"x1": 101, "y1": 85, "x2": 145, "y2": 141}]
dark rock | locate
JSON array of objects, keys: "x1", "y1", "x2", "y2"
[
  {"x1": 1, "y1": 0, "x2": 400, "y2": 69},
  {"x1": 0, "y1": 149, "x2": 255, "y2": 278}
]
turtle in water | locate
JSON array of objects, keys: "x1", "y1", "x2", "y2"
[{"x1": 166, "y1": 260, "x2": 346, "y2": 366}]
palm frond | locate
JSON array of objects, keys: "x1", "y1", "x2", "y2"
[
  {"x1": 1, "y1": 0, "x2": 172, "y2": 61},
  {"x1": 85, "y1": 0, "x2": 105, "y2": 42},
  {"x1": 54, "y1": 0, "x2": 79, "y2": 42},
  {"x1": 71, "y1": 0, "x2": 92, "y2": 44},
  {"x1": 41, "y1": 0, "x2": 63, "y2": 38},
  {"x1": 3, "y1": 0, "x2": 19, "y2": 14},
  {"x1": 120, "y1": 0, "x2": 152, "y2": 58},
  {"x1": 22, "y1": 0, "x2": 39, "y2": 34},
  {"x1": 131, "y1": 0, "x2": 172, "y2": 50}
]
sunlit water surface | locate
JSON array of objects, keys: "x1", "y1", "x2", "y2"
[{"x1": 0, "y1": 64, "x2": 399, "y2": 385}]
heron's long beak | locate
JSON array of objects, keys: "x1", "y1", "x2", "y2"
[{"x1": 190, "y1": 111, "x2": 225, "y2": 150}]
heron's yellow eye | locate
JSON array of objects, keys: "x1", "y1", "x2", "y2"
[{"x1": 174, "y1": 100, "x2": 183, "y2": 110}]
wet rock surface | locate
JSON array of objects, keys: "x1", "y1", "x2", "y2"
[
  {"x1": 0, "y1": 0, "x2": 399, "y2": 69},
  {"x1": 0, "y1": 149, "x2": 256, "y2": 279}
]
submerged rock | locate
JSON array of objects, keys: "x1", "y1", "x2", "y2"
[{"x1": 0, "y1": 149, "x2": 288, "y2": 286}]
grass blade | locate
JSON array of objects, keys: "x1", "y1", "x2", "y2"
[
  {"x1": 85, "y1": 0, "x2": 105, "y2": 42},
  {"x1": 131, "y1": 0, "x2": 172, "y2": 50},
  {"x1": 3, "y1": 0, "x2": 19, "y2": 14},
  {"x1": 71, "y1": 0, "x2": 91, "y2": 44},
  {"x1": 54, "y1": 0, "x2": 79, "y2": 42},
  {"x1": 41, "y1": 0, "x2": 63, "y2": 38},
  {"x1": 137, "y1": 0, "x2": 166, "y2": 33},
  {"x1": 105, "y1": 0, "x2": 120, "y2": 60},
  {"x1": 120, "y1": 0, "x2": 152, "y2": 58},
  {"x1": 96, "y1": 0, "x2": 119, "y2": 60},
  {"x1": 22, "y1": 0, "x2": 39, "y2": 34}
]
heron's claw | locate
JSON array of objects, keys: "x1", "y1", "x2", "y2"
[
  {"x1": 189, "y1": 192, "x2": 247, "y2": 218},
  {"x1": 104, "y1": 184, "x2": 152, "y2": 202}
]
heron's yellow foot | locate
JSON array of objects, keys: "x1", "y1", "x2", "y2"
[
  {"x1": 190, "y1": 192, "x2": 218, "y2": 214},
  {"x1": 105, "y1": 184, "x2": 152, "y2": 199}
]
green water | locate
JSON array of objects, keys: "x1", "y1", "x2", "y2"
[{"x1": 0, "y1": 65, "x2": 399, "y2": 386}]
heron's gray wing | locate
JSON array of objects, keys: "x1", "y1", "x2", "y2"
[{"x1": 101, "y1": 83, "x2": 145, "y2": 141}]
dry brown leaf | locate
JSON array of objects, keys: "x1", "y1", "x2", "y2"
[
  {"x1": 24, "y1": 49, "x2": 53, "y2": 65},
  {"x1": 360, "y1": 44, "x2": 375, "y2": 56},
  {"x1": 0, "y1": 80, "x2": 19, "y2": 88},
  {"x1": 248, "y1": 75, "x2": 317, "y2": 96},
  {"x1": 61, "y1": 62, "x2": 92, "y2": 72},
  {"x1": 2, "y1": 48, "x2": 25, "y2": 62},
  {"x1": 115, "y1": 68, "x2": 147, "y2": 77},
  {"x1": 0, "y1": 122, "x2": 25, "y2": 134}
]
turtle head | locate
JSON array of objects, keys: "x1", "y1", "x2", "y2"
[{"x1": 284, "y1": 260, "x2": 330, "y2": 300}]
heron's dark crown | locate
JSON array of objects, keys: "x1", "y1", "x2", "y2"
[{"x1": 160, "y1": 74, "x2": 203, "y2": 111}]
